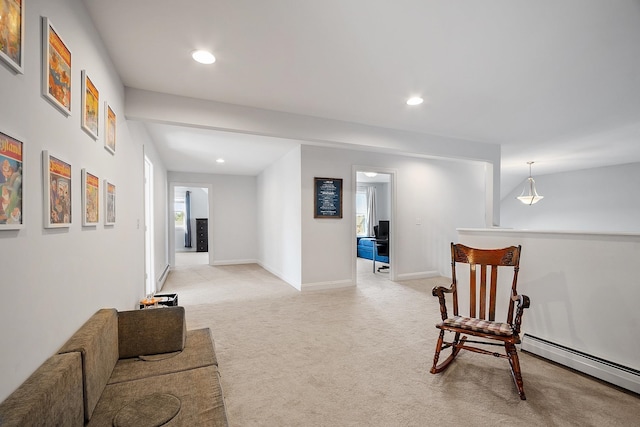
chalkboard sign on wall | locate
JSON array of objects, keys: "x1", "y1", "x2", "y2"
[{"x1": 314, "y1": 177, "x2": 343, "y2": 218}]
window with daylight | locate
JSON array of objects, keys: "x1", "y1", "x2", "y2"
[
  {"x1": 356, "y1": 188, "x2": 368, "y2": 236},
  {"x1": 174, "y1": 199, "x2": 185, "y2": 228}
]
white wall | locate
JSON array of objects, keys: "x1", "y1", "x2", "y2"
[
  {"x1": 457, "y1": 228, "x2": 640, "y2": 392},
  {"x1": 168, "y1": 172, "x2": 258, "y2": 265},
  {"x1": 376, "y1": 182, "x2": 391, "y2": 221},
  {"x1": 300, "y1": 146, "x2": 487, "y2": 288},
  {"x1": 501, "y1": 162, "x2": 640, "y2": 232},
  {"x1": 190, "y1": 188, "x2": 209, "y2": 218},
  {"x1": 0, "y1": 0, "x2": 155, "y2": 401},
  {"x1": 257, "y1": 146, "x2": 302, "y2": 288}
]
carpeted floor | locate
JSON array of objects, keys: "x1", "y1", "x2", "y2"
[{"x1": 161, "y1": 258, "x2": 639, "y2": 426}]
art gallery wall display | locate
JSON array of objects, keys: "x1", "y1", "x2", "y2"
[
  {"x1": 43, "y1": 150, "x2": 71, "y2": 228},
  {"x1": 104, "y1": 179, "x2": 115, "y2": 225},
  {"x1": 0, "y1": 130, "x2": 23, "y2": 229},
  {"x1": 0, "y1": 0, "x2": 25, "y2": 74},
  {"x1": 104, "y1": 102, "x2": 116, "y2": 154},
  {"x1": 81, "y1": 70, "x2": 99, "y2": 139},
  {"x1": 42, "y1": 16, "x2": 72, "y2": 116},
  {"x1": 314, "y1": 177, "x2": 343, "y2": 218},
  {"x1": 82, "y1": 168, "x2": 99, "y2": 226}
]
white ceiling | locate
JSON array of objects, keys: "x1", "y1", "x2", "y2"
[
  {"x1": 83, "y1": 0, "x2": 640, "y2": 195},
  {"x1": 145, "y1": 123, "x2": 299, "y2": 175}
]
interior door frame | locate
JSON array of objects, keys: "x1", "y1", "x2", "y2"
[
  {"x1": 144, "y1": 155, "x2": 154, "y2": 295},
  {"x1": 352, "y1": 165, "x2": 397, "y2": 284},
  {"x1": 168, "y1": 181, "x2": 214, "y2": 267}
]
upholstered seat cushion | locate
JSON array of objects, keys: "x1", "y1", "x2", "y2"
[
  {"x1": 440, "y1": 316, "x2": 513, "y2": 336},
  {"x1": 112, "y1": 393, "x2": 181, "y2": 427},
  {"x1": 88, "y1": 365, "x2": 228, "y2": 427},
  {"x1": 109, "y1": 328, "x2": 218, "y2": 384}
]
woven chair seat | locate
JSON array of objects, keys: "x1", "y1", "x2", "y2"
[{"x1": 441, "y1": 316, "x2": 513, "y2": 336}]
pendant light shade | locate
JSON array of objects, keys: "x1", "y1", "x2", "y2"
[{"x1": 517, "y1": 162, "x2": 544, "y2": 205}]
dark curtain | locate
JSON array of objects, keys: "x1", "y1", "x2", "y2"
[{"x1": 184, "y1": 191, "x2": 192, "y2": 248}]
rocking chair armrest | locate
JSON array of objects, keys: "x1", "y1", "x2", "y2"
[
  {"x1": 432, "y1": 284, "x2": 455, "y2": 321},
  {"x1": 511, "y1": 294, "x2": 530, "y2": 309},
  {"x1": 431, "y1": 283, "x2": 455, "y2": 297},
  {"x1": 511, "y1": 294, "x2": 530, "y2": 335}
]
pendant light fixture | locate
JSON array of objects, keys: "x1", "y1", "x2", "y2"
[{"x1": 517, "y1": 161, "x2": 544, "y2": 205}]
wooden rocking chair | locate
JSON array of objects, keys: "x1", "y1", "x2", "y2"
[{"x1": 430, "y1": 243, "x2": 531, "y2": 399}]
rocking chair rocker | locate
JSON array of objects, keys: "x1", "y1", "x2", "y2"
[{"x1": 430, "y1": 243, "x2": 530, "y2": 399}]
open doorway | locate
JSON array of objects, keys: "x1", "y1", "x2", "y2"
[
  {"x1": 144, "y1": 156, "x2": 155, "y2": 295},
  {"x1": 173, "y1": 185, "x2": 210, "y2": 266},
  {"x1": 355, "y1": 170, "x2": 394, "y2": 282}
]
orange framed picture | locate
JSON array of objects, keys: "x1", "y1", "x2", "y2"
[
  {"x1": 43, "y1": 150, "x2": 71, "y2": 228},
  {"x1": 104, "y1": 179, "x2": 115, "y2": 225},
  {"x1": 0, "y1": 0, "x2": 25, "y2": 73},
  {"x1": 81, "y1": 70, "x2": 99, "y2": 139},
  {"x1": 42, "y1": 17, "x2": 71, "y2": 116},
  {"x1": 105, "y1": 102, "x2": 116, "y2": 154},
  {"x1": 82, "y1": 169, "x2": 99, "y2": 226},
  {"x1": 0, "y1": 130, "x2": 23, "y2": 229}
]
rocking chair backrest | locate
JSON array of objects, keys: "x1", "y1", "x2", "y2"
[{"x1": 450, "y1": 243, "x2": 521, "y2": 322}]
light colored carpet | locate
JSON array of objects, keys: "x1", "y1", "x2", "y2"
[{"x1": 161, "y1": 259, "x2": 639, "y2": 426}]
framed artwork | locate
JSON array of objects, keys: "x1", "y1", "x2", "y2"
[
  {"x1": 105, "y1": 102, "x2": 116, "y2": 154},
  {"x1": 42, "y1": 17, "x2": 71, "y2": 116},
  {"x1": 314, "y1": 177, "x2": 343, "y2": 218},
  {"x1": 0, "y1": 130, "x2": 23, "y2": 229},
  {"x1": 81, "y1": 70, "x2": 99, "y2": 139},
  {"x1": 42, "y1": 150, "x2": 71, "y2": 228},
  {"x1": 81, "y1": 169, "x2": 99, "y2": 226},
  {"x1": 104, "y1": 180, "x2": 115, "y2": 225},
  {"x1": 0, "y1": 0, "x2": 25, "y2": 73}
]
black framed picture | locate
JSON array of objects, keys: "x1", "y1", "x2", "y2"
[{"x1": 314, "y1": 177, "x2": 342, "y2": 219}]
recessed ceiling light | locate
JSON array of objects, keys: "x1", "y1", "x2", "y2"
[
  {"x1": 192, "y1": 50, "x2": 216, "y2": 64},
  {"x1": 406, "y1": 97, "x2": 424, "y2": 106},
  {"x1": 216, "y1": 158, "x2": 225, "y2": 163}
]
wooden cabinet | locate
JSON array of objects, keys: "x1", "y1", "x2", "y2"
[{"x1": 196, "y1": 218, "x2": 208, "y2": 252}]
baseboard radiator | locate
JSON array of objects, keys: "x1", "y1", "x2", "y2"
[
  {"x1": 157, "y1": 264, "x2": 170, "y2": 289},
  {"x1": 522, "y1": 334, "x2": 640, "y2": 394}
]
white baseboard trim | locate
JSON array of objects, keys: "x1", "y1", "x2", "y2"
[
  {"x1": 301, "y1": 280, "x2": 355, "y2": 292},
  {"x1": 212, "y1": 259, "x2": 258, "y2": 266},
  {"x1": 395, "y1": 270, "x2": 440, "y2": 281},
  {"x1": 522, "y1": 334, "x2": 640, "y2": 394},
  {"x1": 256, "y1": 261, "x2": 302, "y2": 291}
]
